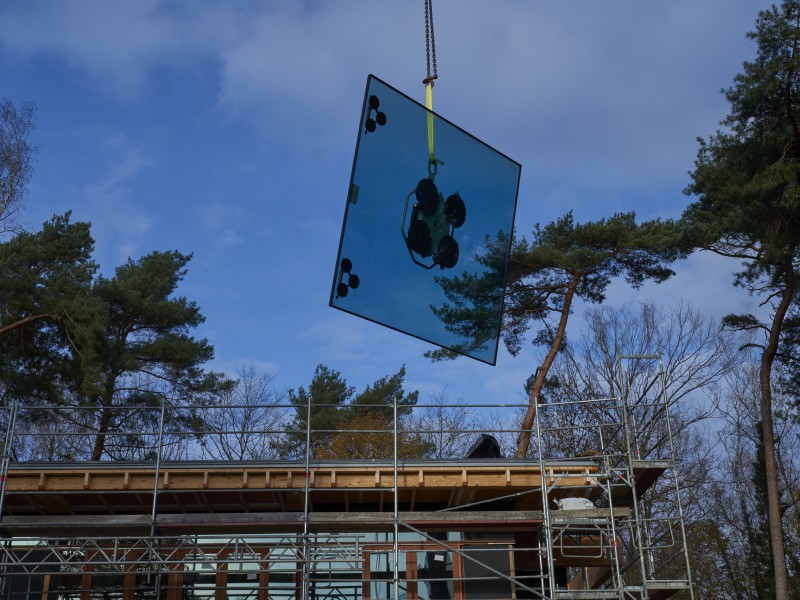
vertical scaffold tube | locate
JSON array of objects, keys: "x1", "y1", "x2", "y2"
[
  {"x1": 303, "y1": 392, "x2": 313, "y2": 600},
  {"x1": 617, "y1": 355, "x2": 652, "y2": 595},
  {"x1": 658, "y1": 356, "x2": 697, "y2": 600},
  {"x1": 535, "y1": 405, "x2": 556, "y2": 597},
  {"x1": 393, "y1": 396, "x2": 400, "y2": 599},
  {"x1": 0, "y1": 400, "x2": 19, "y2": 521},
  {"x1": 150, "y1": 398, "x2": 167, "y2": 539}
]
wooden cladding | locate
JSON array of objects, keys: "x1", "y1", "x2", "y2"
[{"x1": 6, "y1": 463, "x2": 597, "y2": 494}]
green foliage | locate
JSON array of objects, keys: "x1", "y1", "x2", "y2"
[
  {"x1": 0, "y1": 213, "x2": 98, "y2": 404},
  {"x1": 345, "y1": 365, "x2": 419, "y2": 419},
  {"x1": 0, "y1": 215, "x2": 232, "y2": 459},
  {"x1": 683, "y1": 1, "x2": 800, "y2": 298},
  {"x1": 722, "y1": 313, "x2": 767, "y2": 333},
  {"x1": 429, "y1": 211, "x2": 681, "y2": 360},
  {"x1": 85, "y1": 250, "x2": 232, "y2": 459},
  {"x1": 281, "y1": 364, "x2": 421, "y2": 459},
  {"x1": 90, "y1": 250, "x2": 221, "y2": 392},
  {"x1": 316, "y1": 412, "x2": 433, "y2": 461},
  {"x1": 282, "y1": 364, "x2": 354, "y2": 458},
  {"x1": 681, "y1": 3, "x2": 800, "y2": 595},
  {"x1": 779, "y1": 310, "x2": 800, "y2": 400}
]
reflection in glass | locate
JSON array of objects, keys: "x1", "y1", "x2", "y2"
[
  {"x1": 331, "y1": 75, "x2": 520, "y2": 365},
  {"x1": 268, "y1": 546, "x2": 300, "y2": 599},
  {"x1": 225, "y1": 553, "x2": 262, "y2": 598},
  {"x1": 370, "y1": 551, "x2": 409, "y2": 600},
  {"x1": 417, "y1": 550, "x2": 454, "y2": 600},
  {"x1": 461, "y1": 545, "x2": 514, "y2": 599},
  {"x1": 181, "y1": 553, "x2": 217, "y2": 599}
]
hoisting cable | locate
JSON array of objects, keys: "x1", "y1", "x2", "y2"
[
  {"x1": 424, "y1": 0, "x2": 438, "y2": 87},
  {"x1": 424, "y1": 0, "x2": 441, "y2": 176}
]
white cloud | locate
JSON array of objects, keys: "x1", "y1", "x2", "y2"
[
  {"x1": 212, "y1": 3, "x2": 417, "y2": 152},
  {"x1": 602, "y1": 251, "x2": 766, "y2": 324},
  {"x1": 0, "y1": 3, "x2": 253, "y2": 104},
  {"x1": 85, "y1": 144, "x2": 152, "y2": 202},
  {"x1": 0, "y1": 0, "x2": 766, "y2": 172},
  {"x1": 298, "y1": 313, "x2": 394, "y2": 366},
  {"x1": 0, "y1": 0, "x2": 776, "y2": 408}
]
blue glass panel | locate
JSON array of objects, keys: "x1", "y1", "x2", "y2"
[{"x1": 331, "y1": 75, "x2": 521, "y2": 365}]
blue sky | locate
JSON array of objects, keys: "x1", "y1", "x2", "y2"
[{"x1": 0, "y1": 1, "x2": 771, "y2": 403}]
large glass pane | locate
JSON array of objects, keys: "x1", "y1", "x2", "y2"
[
  {"x1": 268, "y1": 546, "x2": 300, "y2": 599},
  {"x1": 226, "y1": 552, "x2": 262, "y2": 599},
  {"x1": 181, "y1": 552, "x2": 217, "y2": 599},
  {"x1": 416, "y1": 550, "x2": 453, "y2": 600},
  {"x1": 88, "y1": 564, "x2": 125, "y2": 598},
  {"x1": 331, "y1": 75, "x2": 521, "y2": 365},
  {"x1": 369, "y1": 551, "x2": 408, "y2": 600},
  {"x1": 461, "y1": 544, "x2": 514, "y2": 599}
]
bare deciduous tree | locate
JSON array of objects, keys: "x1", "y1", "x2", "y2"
[
  {"x1": 202, "y1": 364, "x2": 288, "y2": 461},
  {"x1": 411, "y1": 389, "x2": 476, "y2": 459},
  {"x1": 692, "y1": 361, "x2": 800, "y2": 599},
  {"x1": 537, "y1": 302, "x2": 742, "y2": 593},
  {"x1": 0, "y1": 99, "x2": 36, "y2": 234}
]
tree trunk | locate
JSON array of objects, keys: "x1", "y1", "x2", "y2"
[
  {"x1": 760, "y1": 266, "x2": 794, "y2": 600},
  {"x1": 91, "y1": 374, "x2": 117, "y2": 461},
  {"x1": 515, "y1": 274, "x2": 579, "y2": 458}
]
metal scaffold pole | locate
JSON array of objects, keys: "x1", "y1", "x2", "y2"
[
  {"x1": 616, "y1": 352, "x2": 696, "y2": 598},
  {"x1": 0, "y1": 400, "x2": 19, "y2": 597},
  {"x1": 150, "y1": 397, "x2": 168, "y2": 539},
  {"x1": 302, "y1": 392, "x2": 313, "y2": 600},
  {"x1": 534, "y1": 406, "x2": 556, "y2": 597},
  {"x1": 657, "y1": 355, "x2": 696, "y2": 600},
  {"x1": 393, "y1": 396, "x2": 400, "y2": 600},
  {"x1": 0, "y1": 399, "x2": 19, "y2": 521},
  {"x1": 617, "y1": 355, "x2": 651, "y2": 594}
]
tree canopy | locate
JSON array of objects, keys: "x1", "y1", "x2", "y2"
[
  {"x1": 0, "y1": 213, "x2": 97, "y2": 405},
  {"x1": 0, "y1": 215, "x2": 231, "y2": 460},
  {"x1": 86, "y1": 250, "x2": 232, "y2": 460},
  {"x1": 430, "y1": 211, "x2": 681, "y2": 457},
  {"x1": 282, "y1": 364, "x2": 422, "y2": 459},
  {"x1": 681, "y1": 2, "x2": 800, "y2": 596}
]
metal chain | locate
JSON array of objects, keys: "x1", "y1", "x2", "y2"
[{"x1": 424, "y1": 0, "x2": 438, "y2": 84}]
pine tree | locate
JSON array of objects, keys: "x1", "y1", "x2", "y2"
[
  {"x1": 87, "y1": 250, "x2": 231, "y2": 460},
  {"x1": 682, "y1": 3, "x2": 800, "y2": 595},
  {"x1": 429, "y1": 211, "x2": 680, "y2": 457},
  {"x1": 1, "y1": 217, "x2": 230, "y2": 460},
  {"x1": 282, "y1": 364, "x2": 354, "y2": 458},
  {"x1": 282, "y1": 365, "x2": 421, "y2": 459},
  {"x1": 0, "y1": 213, "x2": 98, "y2": 405}
]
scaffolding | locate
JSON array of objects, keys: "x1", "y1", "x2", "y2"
[{"x1": 0, "y1": 356, "x2": 694, "y2": 599}]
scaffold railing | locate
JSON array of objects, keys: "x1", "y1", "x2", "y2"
[{"x1": 0, "y1": 355, "x2": 694, "y2": 599}]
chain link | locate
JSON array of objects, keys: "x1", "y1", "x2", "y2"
[{"x1": 424, "y1": 0, "x2": 438, "y2": 84}]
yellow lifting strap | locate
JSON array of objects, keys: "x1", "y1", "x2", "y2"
[{"x1": 426, "y1": 82, "x2": 435, "y2": 163}]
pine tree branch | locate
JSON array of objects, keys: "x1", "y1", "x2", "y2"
[{"x1": 0, "y1": 313, "x2": 58, "y2": 337}]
